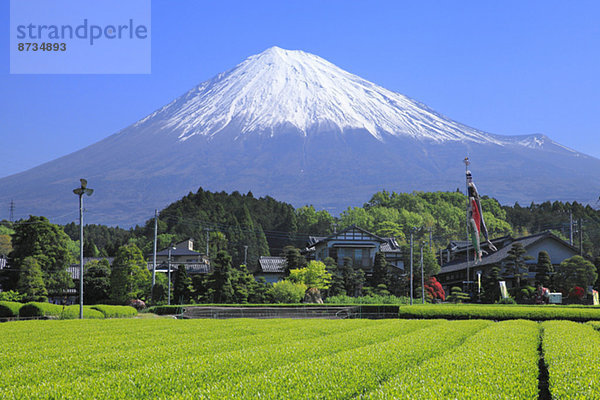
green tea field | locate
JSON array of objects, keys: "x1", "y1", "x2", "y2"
[{"x1": 1, "y1": 318, "x2": 598, "y2": 399}]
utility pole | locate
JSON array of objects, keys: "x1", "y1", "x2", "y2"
[
  {"x1": 579, "y1": 218, "x2": 583, "y2": 256},
  {"x1": 73, "y1": 179, "x2": 93, "y2": 320},
  {"x1": 409, "y1": 226, "x2": 419, "y2": 305},
  {"x1": 9, "y1": 200, "x2": 15, "y2": 223},
  {"x1": 420, "y1": 241, "x2": 425, "y2": 304},
  {"x1": 569, "y1": 210, "x2": 573, "y2": 246},
  {"x1": 205, "y1": 228, "x2": 210, "y2": 258},
  {"x1": 244, "y1": 245, "x2": 248, "y2": 266},
  {"x1": 167, "y1": 246, "x2": 173, "y2": 306},
  {"x1": 152, "y1": 209, "x2": 158, "y2": 290},
  {"x1": 410, "y1": 228, "x2": 414, "y2": 305}
]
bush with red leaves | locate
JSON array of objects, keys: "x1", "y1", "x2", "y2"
[{"x1": 425, "y1": 277, "x2": 445, "y2": 302}]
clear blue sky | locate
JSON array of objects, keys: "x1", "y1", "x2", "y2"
[{"x1": 2, "y1": 0, "x2": 600, "y2": 178}]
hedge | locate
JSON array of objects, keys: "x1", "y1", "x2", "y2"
[
  {"x1": 0, "y1": 301, "x2": 23, "y2": 318},
  {"x1": 91, "y1": 305, "x2": 137, "y2": 318},
  {"x1": 18, "y1": 302, "x2": 65, "y2": 318},
  {"x1": 18, "y1": 302, "x2": 105, "y2": 319},
  {"x1": 147, "y1": 304, "x2": 400, "y2": 318},
  {"x1": 60, "y1": 305, "x2": 105, "y2": 319},
  {"x1": 397, "y1": 304, "x2": 600, "y2": 322}
]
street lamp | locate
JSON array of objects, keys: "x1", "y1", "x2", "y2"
[
  {"x1": 167, "y1": 245, "x2": 175, "y2": 305},
  {"x1": 73, "y1": 179, "x2": 93, "y2": 320},
  {"x1": 421, "y1": 241, "x2": 425, "y2": 304}
]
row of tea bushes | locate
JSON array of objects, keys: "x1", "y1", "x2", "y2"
[
  {"x1": 543, "y1": 320, "x2": 600, "y2": 399},
  {"x1": 398, "y1": 304, "x2": 600, "y2": 321},
  {"x1": 0, "y1": 301, "x2": 136, "y2": 319},
  {"x1": 203, "y1": 320, "x2": 490, "y2": 399},
  {"x1": 363, "y1": 320, "x2": 540, "y2": 399}
]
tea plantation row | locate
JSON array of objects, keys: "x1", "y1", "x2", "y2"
[{"x1": 1, "y1": 318, "x2": 598, "y2": 398}]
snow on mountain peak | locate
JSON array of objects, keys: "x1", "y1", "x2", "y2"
[{"x1": 137, "y1": 47, "x2": 505, "y2": 145}]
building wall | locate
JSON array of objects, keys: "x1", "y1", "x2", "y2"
[{"x1": 526, "y1": 239, "x2": 577, "y2": 265}]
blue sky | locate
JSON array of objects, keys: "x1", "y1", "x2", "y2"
[{"x1": 2, "y1": 0, "x2": 600, "y2": 178}]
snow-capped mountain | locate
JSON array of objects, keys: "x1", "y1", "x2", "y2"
[
  {"x1": 1, "y1": 47, "x2": 599, "y2": 226},
  {"x1": 137, "y1": 46, "x2": 503, "y2": 144}
]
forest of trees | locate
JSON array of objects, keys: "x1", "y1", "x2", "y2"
[
  {"x1": 52, "y1": 188, "x2": 600, "y2": 268},
  {"x1": 1, "y1": 187, "x2": 599, "y2": 305}
]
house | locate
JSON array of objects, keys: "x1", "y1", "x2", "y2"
[
  {"x1": 436, "y1": 231, "x2": 580, "y2": 293},
  {"x1": 256, "y1": 256, "x2": 287, "y2": 283},
  {"x1": 254, "y1": 226, "x2": 404, "y2": 283},
  {"x1": 150, "y1": 238, "x2": 211, "y2": 274},
  {"x1": 305, "y1": 225, "x2": 404, "y2": 273}
]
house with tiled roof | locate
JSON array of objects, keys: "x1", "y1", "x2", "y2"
[
  {"x1": 256, "y1": 256, "x2": 287, "y2": 283},
  {"x1": 305, "y1": 225, "x2": 404, "y2": 272},
  {"x1": 150, "y1": 239, "x2": 210, "y2": 274},
  {"x1": 436, "y1": 231, "x2": 580, "y2": 293},
  {"x1": 255, "y1": 226, "x2": 404, "y2": 283}
]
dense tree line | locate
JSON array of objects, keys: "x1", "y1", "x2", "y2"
[{"x1": 55, "y1": 188, "x2": 600, "y2": 272}]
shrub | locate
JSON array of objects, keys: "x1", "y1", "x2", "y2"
[
  {"x1": 270, "y1": 280, "x2": 306, "y2": 303},
  {"x1": 447, "y1": 287, "x2": 470, "y2": 303},
  {"x1": 91, "y1": 305, "x2": 137, "y2": 318},
  {"x1": 0, "y1": 290, "x2": 26, "y2": 302},
  {"x1": 498, "y1": 297, "x2": 517, "y2": 305},
  {"x1": 0, "y1": 301, "x2": 22, "y2": 318},
  {"x1": 18, "y1": 302, "x2": 64, "y2": 318},
  {"x1": 60, "y1": 305, "x2": 105, "y2": 319},
  {"x1": 324, "y1": 294, "x2": 409, "y2": 305}
]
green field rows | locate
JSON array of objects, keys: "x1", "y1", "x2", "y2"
[{"x1": 0, "y1": 318, "x2": 599, "y2": 399}]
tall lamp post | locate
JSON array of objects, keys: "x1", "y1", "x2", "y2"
[
  {"x1": 420, "y1": 241, "x2": 425, "y2": 304},
  {"x1": 167, "y1": 246, "x2": 175, "y2": 306},
  {"x1": 73, "y1": 179, "x2": 93, "y2": 320}
]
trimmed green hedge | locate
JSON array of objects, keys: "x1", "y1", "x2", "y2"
[
  {"x1": 60, "y1": 305, "x2": 105, "y2": 319},
  {"x1": 91, "y1": 305, "x2": 137, "y2": 318},
  {"x1": 18, "y1": 302, "x2": 104, "y2": 319},
  {"x1": 0, "y1": 301, "x2": 23, "y2": 318},
  {"x1": 147, "y1": 304, "x2": 400, "y2": 318},
  {"x1": 397, "y1": 304, "x2": 600, "y2": 322},
  {"x1": 19, "y1": 302, "x2": 64, "y2": 318}
]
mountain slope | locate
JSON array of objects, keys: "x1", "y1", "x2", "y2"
[{"x1": 1, "y1": 47, "x2": 599, "y2": 226}]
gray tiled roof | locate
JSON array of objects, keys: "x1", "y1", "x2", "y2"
[
  {"x1": 156, "y1": 248, "x2": 202, "y2": 257},
  {"x1": 439, "y1": 231, "x2": 576, "y2": 274},
  {"x1": 259, "y1": 256, "x2": 286, "y2": 273},
  {"x1": 380, "y1": 238, "x2": 402, "y2": 253}
]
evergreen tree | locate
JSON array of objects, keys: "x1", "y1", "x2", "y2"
[
  {"x1": 110, "y1": 243, "x2": 150, "y2": 304},
  {"x1": 83, "y1": 259, "x2": 111, "y2": 304},
  {"x1": 324, "y1": 257, "x2": 345, "y2": 297},
  {"x1": 173, "y1": 264, "x2": 192, "y2": 304},
  {"x1": 230, "y1": 263, "x2": 257, "y2": 304},
  {"x1": 151, "y1": 272, "x2": 169, "y2": 304},
  {"x1": 282, "y1": 246, "x2": 306, "y2": 275},
  {"x1": 339, "y1": 257, "x2": 365, "y2": 297},
  {"x1": 371, "y1": 252, "x2": 389, "y2": 288},
  {"x1": 505, "y1": 242, "x2": 533, "y2": 288},
  {"x1": 482, "y1": 264, "x2": 503, "y2": 303},
  {"x1": 17, "y1": 256, "x2": 47, "y2": 302},
  {"x1": 248, "y1": 277, "x2": 271, "y2": 304},
  {"x1": 535, "y1": 251, "x2": 553, "y2": 288},
  {"x1": 207, "y1": 250, "x2": 235, "y2": 303}
]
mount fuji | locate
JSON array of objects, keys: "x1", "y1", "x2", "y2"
[{"x1": 2, "y1": 46, "x2": 599, "y2": 225}]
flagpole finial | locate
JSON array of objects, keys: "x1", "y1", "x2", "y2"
[{"x1": 463, "y1": 157, "x2": 470, "y2": 167}]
